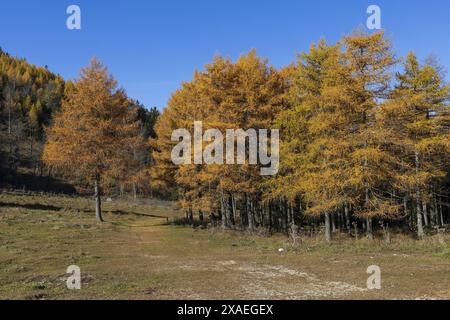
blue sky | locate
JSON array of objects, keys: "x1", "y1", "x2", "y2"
[{"x1": 1, "y1": 0, "x2": 449, "y2": 110}]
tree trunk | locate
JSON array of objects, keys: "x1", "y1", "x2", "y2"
[
  {"x1": 228, "y1": 195, "x2": 235, "y2": 226},
  {"x1": 247, "y1": 195, "x2": 254, "y2": 232},
  {"x1": 431, "y1": 196, "x2": 438, "y2": 226},
  {"x1": 403, "y1": 196, "x2": 412, "y2": 228},
  {"x1": 188, "y1": 207, "x2": 194, "y2": 225},
  {"x1": 415, "y1": 151, "x2": 424, "y2": 239},
  {"x1": 416, "y1": 197, "x2": 424, "y2": 239},
  {"x1": 133, "y1": 183, "x2": 137, "y2": 200},
  {"x1": 364, "y1": 170, "x2": 373, "y2": 240},
  {"x1": 337, "y1": 212, "x2": 343, "y2": 232},
  {"x1": 7, "y1": 80, "x2": 15, "y2": 162},
  {"x1": 268, "y1": 203, "x2": 273, "y2": 233},
  {"x1": 279, "y1": 199, "x2": 288, "y2": 234},
  {"x1": 220, "y1": 193, "x2": 227, "y2": 230},
  {"x1": 259, "y1": 201, "x2": 265, "y2": 228},
  {"x1": 344, "y1": 204, "x2": 351, "y2": 233},
  {"x1": 94, "y1": 175, "x2": 103, "y2": 222},
  {"x1": 438, "y1": 200, "x2": 444, "y2": 226},
  {"x1": 231, "y1": 194, "x2": 237, "y2": 226},
  {"x1": 30, "y1": 130, "x2": 34, "y2": 162},
  {"x1": 366, "y1": 217, "x2": 373, "y2": 240},
  {"x1": 422, "y1": 201, "x2": 429, "y2": 227},
  {"x1": 331, "y1": 213, "x2": 336, "y2": 233},
  {"x1": 324, "y1": 212, "x2": 331, "y2": 243}
]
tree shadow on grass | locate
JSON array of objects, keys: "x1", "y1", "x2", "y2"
[
  {"x1": 0, "y1": 168, "x2": 76, "y2": 194},
  {"x1": 0, "y1": 201, "x2": 62, "y2": 211},
  {"x1": 108, "y1": 209, "x2": 168, "y2": 220},
  {"x1": 106, "y1": 210, "x2": 171, "y2": 227},
  {"x1": 0, "y1": 201, "x2": 170, "y2": 227}
]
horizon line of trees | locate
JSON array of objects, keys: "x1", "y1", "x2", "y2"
[{"x1": 1, "y1": 31, "x2": 449, "y2": 241}]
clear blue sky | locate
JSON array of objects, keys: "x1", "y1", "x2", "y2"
[{"x1": 1, "y1": 0, "x2": 449, "y2": 110}]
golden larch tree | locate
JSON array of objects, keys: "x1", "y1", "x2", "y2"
[{"x1": 43, "y1": 59, "x2": 143, "y2": 221}]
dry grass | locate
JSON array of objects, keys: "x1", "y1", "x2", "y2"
[{"x1": 0, "y1": 192, "x2": 449, "y2": 300}]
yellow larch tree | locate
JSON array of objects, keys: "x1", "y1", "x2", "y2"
[{"x1": 43, "y1": 59, "x2": 144, "y2": 221}]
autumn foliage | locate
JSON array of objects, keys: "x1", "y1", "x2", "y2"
[
  {"x1": 43, "y1": 59, "x2": 145, "y2": 221},
  {"x1": 6, "y1": 31, "x2": 445, "y2": 239},
  {"x1": 152, "y1": 32, "x2": 449, "y2": 240}
]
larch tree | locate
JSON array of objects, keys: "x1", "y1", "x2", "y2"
[
  {"x1": 381, "y1": 52, "x2": 449, "y2": 238},
  {"x1": 274, "y1": 39, "x2": 345, "y2": 242},
  {"x1": 334, "y1": 31, "x2": 399, "y2": 239},
  {"x1": 43, "y1": 59, "x2": 143, "y2": 222},
  {"x1": 275, "y1": 32, "x2": 400, "y2": 241}
]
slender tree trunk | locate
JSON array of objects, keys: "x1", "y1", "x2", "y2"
[
  {"x1": 344, "y1": 204, "x2": 351, "y2": 233},
  {"x1": 229, "y1": 195, "x2": 236, "y2": 226},
  {"x1": 231, "y1": 194, "x2": 237, "y2": 226},
  {"x1": 8, "y1": 100, "x2": 11, "y2": 136},
  {"x1": 29, "y1": 129, "x2": 34, "y2": 161},
  {"x1": 438, "y1": 199, "x2": 444, "y2": 226},
  {"x1": 331, "y1": 213, "x2": 336, "y2": 233},
  {"x1": 289, "y1": 205, "x2": 297, "y2": 236},
  {"x1": 188, "y1": 207, "x2": 194, "y2": 225},
  {"x1": 94, "y1": 175, "x2": 103, "y2": 222},
  {"x1": 133, "y1": 183, "x2": 137, "y2": 200},
  {"x1": 268, "y1": 203, "x2": 273, "y2": 233},
  {"x1": 240, "y1": 198, "x2": 246, "y2": 230},
  {"x1": 432, "y1": 196, "x2": 438, "y2": 226},
  {"x1": 337, "y1": 212, "x2": 342, "y2": 232},
  {"x1": 8, "y1": 97, "x2": 12, "y2": 162},
  {"x1": 7, "y1": 80, "x2": 15, "y2": 161},
  {"x1": 259, "y1": 201, "x2": 265, "y2": 228},
  {"x1": 415, "y1": 151, "x2": 424, "y2": 239},
  {"x1": 362, "y1": 155, "x2": 374, "y2": 240},
  {"x1": 365, "y1": 179, "x2": 373, "y2": 239},
  {"x1": 403, "y1": 196, "x2": 411, "y2": 228},
  {"x1": 383, "y1": 222, "x2": 391, "y2": 244},
  {"x1": 220, "y1": 193, "x2": 226, "y2": 230},
  {"x1": 422, "y1": 202, "x2": 429, "y2": 227},
  {"x1": 279, "y1": 199, "x2": 288, "y2": 234},
  {"x1": 247, "y1": 194, "x2": 254, "y2": 232},
  {"x1": 324, "y1": 212, "x2": 331, "y2": 243},
  {"x1": 366, "y1": 217, "x2": 373, "y2": 240},
  {"x1": 416, "y1": 196, "x2": 424, "y2": 239}
]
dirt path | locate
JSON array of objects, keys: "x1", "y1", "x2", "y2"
[
  {"x1": 123, "y1": 218, "x2": 449, "y2": 300},
  {"x1": 1, "y1": 193, "x2": 449, "y2": 300}
]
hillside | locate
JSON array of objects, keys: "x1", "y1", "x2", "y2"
[
  {"x1": 0, "y1": 49, "x2": 66, "y2": 190},
  {"x1": 0, "y1": 50, "x2": 159, "y2": 195}
]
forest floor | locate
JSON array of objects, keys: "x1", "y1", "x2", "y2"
[{"x1": 0, "y1": 192, "x2": 449, "y2": 300}]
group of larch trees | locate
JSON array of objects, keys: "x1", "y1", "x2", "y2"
[{"x1": 152, "y1": 31, "x2": 449, "y2": 241}]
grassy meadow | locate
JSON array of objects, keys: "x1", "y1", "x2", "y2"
[{"x1": 0, "y1": 191, "x2": 449, "y2": 300}]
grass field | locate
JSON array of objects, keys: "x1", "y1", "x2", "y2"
[{"x1": 0, "y1": 192, "x2": 449, "y2": 300}]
